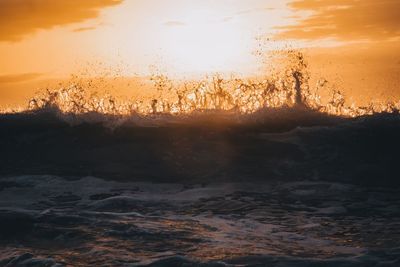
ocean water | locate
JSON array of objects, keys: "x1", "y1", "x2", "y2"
[
  {"x1": 0, "y1": 60, "x2": 399, "y2": 266},
  {"x1": 0, "y1": 175, "x2": 399, "y2": 266},
  {"x1": 1, "y1": 107, "x2": 399, "y2": 185},
  {"x1": 0, "y1": 108, "x2": 399, "y2": 266}
]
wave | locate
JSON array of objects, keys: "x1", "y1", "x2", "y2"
[
  {"x1": 2, "y1": 51, "x2": 399, "y2": 124},
  {"x1": 0, "y1": 108, "x2": 399, "y2": 186},
  {"x1": 0, "y1": 51, "x2": 399, "y2": 185}
]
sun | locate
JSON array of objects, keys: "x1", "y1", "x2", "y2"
[
  {"x1": 159, "y1": 10, "x2": 252, "y2": 75},
  {"x1": 93, "y1": 0, "x2": 261, "y2": 77}
]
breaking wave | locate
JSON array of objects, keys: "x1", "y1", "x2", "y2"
[
  {"x1": 0, "y1": 50, "x2": 399, "y2": 185},
  {"x1": 1, "y1": 51, "x2": 399, "y2": 127}
]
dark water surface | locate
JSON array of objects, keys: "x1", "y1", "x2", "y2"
[
  {"x1": 0, "y1": 110, "x2": 399, "y2": 266},
  {"x1": 1, "y1": 110, "x2": 399, "y2": 185},
  {"x1": 0, "y1": 177, "x2": 399, "y2": 266}
]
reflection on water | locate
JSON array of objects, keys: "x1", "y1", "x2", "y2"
[{"x1": 0, "y1": 176, "x2": 399, "y2": 266}]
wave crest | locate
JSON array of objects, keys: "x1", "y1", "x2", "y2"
[{"x1": 3, "y1": 51, "x2": 400, "y2": 123}]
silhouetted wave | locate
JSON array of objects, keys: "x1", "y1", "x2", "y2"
[{"x1": 0, "y1": 106, "x2": 399, "y2": 186}]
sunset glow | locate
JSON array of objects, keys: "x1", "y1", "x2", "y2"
[
  {"x1": 0, "y1": 0, "x2": 399, "y2": 109},
  {"x1": 0, "y1": 2, "x2": 400, "y2": 265}
]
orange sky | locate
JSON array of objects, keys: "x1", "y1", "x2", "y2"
[{"x1": 0, "y1": 0, "x2": 399, "y2": 108}]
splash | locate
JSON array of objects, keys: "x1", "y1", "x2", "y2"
[{"x1": 3, "y1": 51, "x2": 400, "y2": 119}]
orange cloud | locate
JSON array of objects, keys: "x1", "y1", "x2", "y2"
[
  {"x1": 72, "y1": 26, "x2": 98, "y2": 33},
  {"x1": 278, "y1": 0, "x2": 400, "y2": 41},
  {"x1": 0, "y1": 0, "x2": 122, "y2": 42}
]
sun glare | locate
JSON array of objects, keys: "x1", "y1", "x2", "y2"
[
  {"x1": 92, "y1": 0, "x2": 264, "y2": 77},
  {"x1": 159, "y1": 10, "x2": 252, "y2": 74}
]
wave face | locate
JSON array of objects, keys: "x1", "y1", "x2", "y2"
[{"x1": 0, "y1": 109, "x2": 399, "y2": 186}]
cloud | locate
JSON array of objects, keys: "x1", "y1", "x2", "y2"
[
  {"x1": 277, "y1": 0, "x2": 400, "y2": 41},
  {"x1": 0, "y1": 0, "x2": 122, "y2": 42},
  {"x1": 164, "y1": 21, "x2": 186, "y2": 27},
  {"x1": 72, "y1": 26, "x2": 98, "y2": 33},
  {"x1": 0, "y1": 73, "x2": 42, "y2": 84}
]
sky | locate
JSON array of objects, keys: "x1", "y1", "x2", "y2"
[{"x1": 0, "y1": 0, "x2": 399, "y2": 107}]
